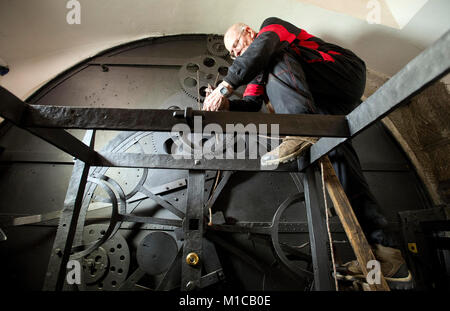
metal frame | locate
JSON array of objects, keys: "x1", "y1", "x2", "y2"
[{"x1": 1, "y1": 30, "x2": 448, "y2": 291}]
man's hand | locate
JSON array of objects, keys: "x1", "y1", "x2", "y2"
[{"x1": 203, "y1": 81, "x2": 232, "y2": 111}]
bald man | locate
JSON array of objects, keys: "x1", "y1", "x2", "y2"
[
  {"x1": 204, "y1": 17, "x2": 367, "y2": 163},
  {"x1": 203, "y1": 17, "x2": 413, "y2": 289}
]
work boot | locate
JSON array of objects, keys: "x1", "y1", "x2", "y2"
[
  {"x1": 261, "y1": 136, "x2": 318, "y2": 166},
  {"x1": 336, "y1": 244, "x2": 414, "y2": 290}
]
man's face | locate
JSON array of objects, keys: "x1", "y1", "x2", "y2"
[{"x1": 225, "y1": 26, "x2": 255, "y2": 59}]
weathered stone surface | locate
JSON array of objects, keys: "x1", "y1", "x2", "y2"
[{"x1": 365, "y1": 68, "x2": 450, "y2": 205}]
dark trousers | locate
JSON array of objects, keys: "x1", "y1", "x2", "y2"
[{"x1": 266, "y1": 51, "x2": 390, "y2": 246}]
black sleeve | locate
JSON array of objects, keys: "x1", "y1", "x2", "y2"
[
  {"x1": 229, "y1": 73, "x2": 265, "y2": 112},
  {"x1": 224, "y1": 17, "x2": 301, "y2": 89},
  {"x1": 228, "y1": 97, "x2": 263, "y2": 112}
]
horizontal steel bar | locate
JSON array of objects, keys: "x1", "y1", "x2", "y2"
[
  {"x1": 0, "y1": 150, "x2": 408, "y2": 173},
  {"x1": 95, "y1": 152, "x2": 300, "y2": 171},
  {"x1": 302, "y1": 30, "x2": 450, "y2": 169},
  {"x1": 90, "y1": 56, "x2": 188, "y2": 66},
  {"x1": 22, "y1": 106, "x2": 349, "y2": 137},
  {"x1": 14, "y1": 217, "x2": 179, "y2": 232},
  {"x1": 118, "y1": 214, "x2": 182, "y2": 227},
  {"x1": 0, "y1": 211, "x2": 61, "y2": 226},
  {"x1": 209, "y1": 221, "x2": 345, "y2": 234}
]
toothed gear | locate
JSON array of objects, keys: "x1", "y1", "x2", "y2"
[
  {"x1": 158, "y1": 92, "x2": 237, "y2": 158},
  {"x1": 179, "y1": 55, "x2": 231, "y2": 102},
  {"x1": 179, "y1": 55, "x2": 247, "y2": 103}
]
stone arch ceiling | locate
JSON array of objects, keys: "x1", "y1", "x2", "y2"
[{"x1": 0, "y1": 0, "x2": 449, "y2": 100}]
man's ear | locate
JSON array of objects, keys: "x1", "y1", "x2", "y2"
[
  {"x1": 244, "y1": 26, "x2": 251, "y2": 35},
  {"x1": 247, "y1": 27, "x2": 256, "y2": 39}
]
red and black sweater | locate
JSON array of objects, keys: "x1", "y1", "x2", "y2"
[{"x1": 225, "y1": 17, "x2": 364, "y2": 112}]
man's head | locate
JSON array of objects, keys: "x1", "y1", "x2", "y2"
[{"x1": 224, "y1": 23, "x2": 257, "y2": 59}]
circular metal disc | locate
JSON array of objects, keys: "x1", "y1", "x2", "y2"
[
  {"x1": 137, "y1": 232, "x2": 178, "y2": 276},
  {"x1": 80, "y1": 224, "x2": 130, "y2": 291},
  {"x1": 82, "y1": 247, "x2": 109, "y2": 284}
]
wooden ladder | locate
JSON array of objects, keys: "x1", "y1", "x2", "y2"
[{"x1": 320, "y1": 156, "x2": 390, "y2": 291}]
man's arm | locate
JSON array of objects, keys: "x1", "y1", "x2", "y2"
[
  {"x1": 224, "y1": 17, "x2": 301, "y2": 89},
  {"x1": 229, "y1": 73, "x2": 265, "y2": 112}
]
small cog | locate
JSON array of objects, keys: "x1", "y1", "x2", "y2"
[{"x1": 206, "y1": 35, "x2": 229, "y2": 57}]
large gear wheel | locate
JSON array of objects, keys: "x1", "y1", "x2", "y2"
[
  {"x1": 178, "y1": 55, "x2": 246, "y2": 103},
  {"x1": 179, "y1": 55, "x2": 230, "y2": 102},
  {"x1": 157, "y1": 92, "x2": 241, "y2": 158}
]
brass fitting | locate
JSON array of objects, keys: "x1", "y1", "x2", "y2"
[{"x1": 186, "y1": 252, "x2": 200, "y2": 266}]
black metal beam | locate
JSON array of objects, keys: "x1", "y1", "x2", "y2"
[
  {"x1": 118, "y1": 214, "x2": 183, "y2": 227},
  {"x1": 209, "y1": 221, "x2": 344, "y2": 234},
  {"x1": 140, "y1": 186, "x2": 185, "y2": 219},
  {"x1": 0, "y1": 87, "x2": 99, "y2": 163},
  {"x1": 95, "y1": 152, "x2": 300, "y2": 171},
  {"x1": 302, "y1": 29, "x2": 450, "y2": 169},
  {"x1": 42, "y1": 130, "x2": 95, "y2": 291},
  {"x1": 22, "y1": 105, "x2": 349, "y2": 137},
  {"x1": 90, "y1": 56, "x2": 188, "y2": 66},
  {"x1": 294, "y1": 171, "x2": 333, "y2": 291},
  {"x1": 181, "y1": 170, "x2": 206, "y2": 291}
]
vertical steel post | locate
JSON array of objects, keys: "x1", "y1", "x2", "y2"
[
  {"x1": 293, "y1": 168, "x2": 333, "y2": 291},
  {"x1": 181, "y1": 170, "x2": 206, "y2": 291},
  {"x1": 42, "y1": 130, "x2": 95, "y2": 291}
]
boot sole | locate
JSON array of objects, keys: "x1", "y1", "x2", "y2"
[
  {"x1": 261, "y1": 143, "x2": 311, "y2": 166},
  {"x1": 336, "y1": 270, "x2": 414, "y2": 290},
  {"x1": 386, "y1": 271, "x2": 415, "y2": 290}
]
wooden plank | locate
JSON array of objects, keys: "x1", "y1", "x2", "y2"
[{"x1": 321, "y1": 156, "x2": 390, "y2": 291}]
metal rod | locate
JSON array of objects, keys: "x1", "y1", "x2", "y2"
[
  {"x1": 139, "y1": 186, "x2": 185, "y2": 219},
  {"x1": 94, "y1": 152, "x2": 300, "y2": 171}
]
